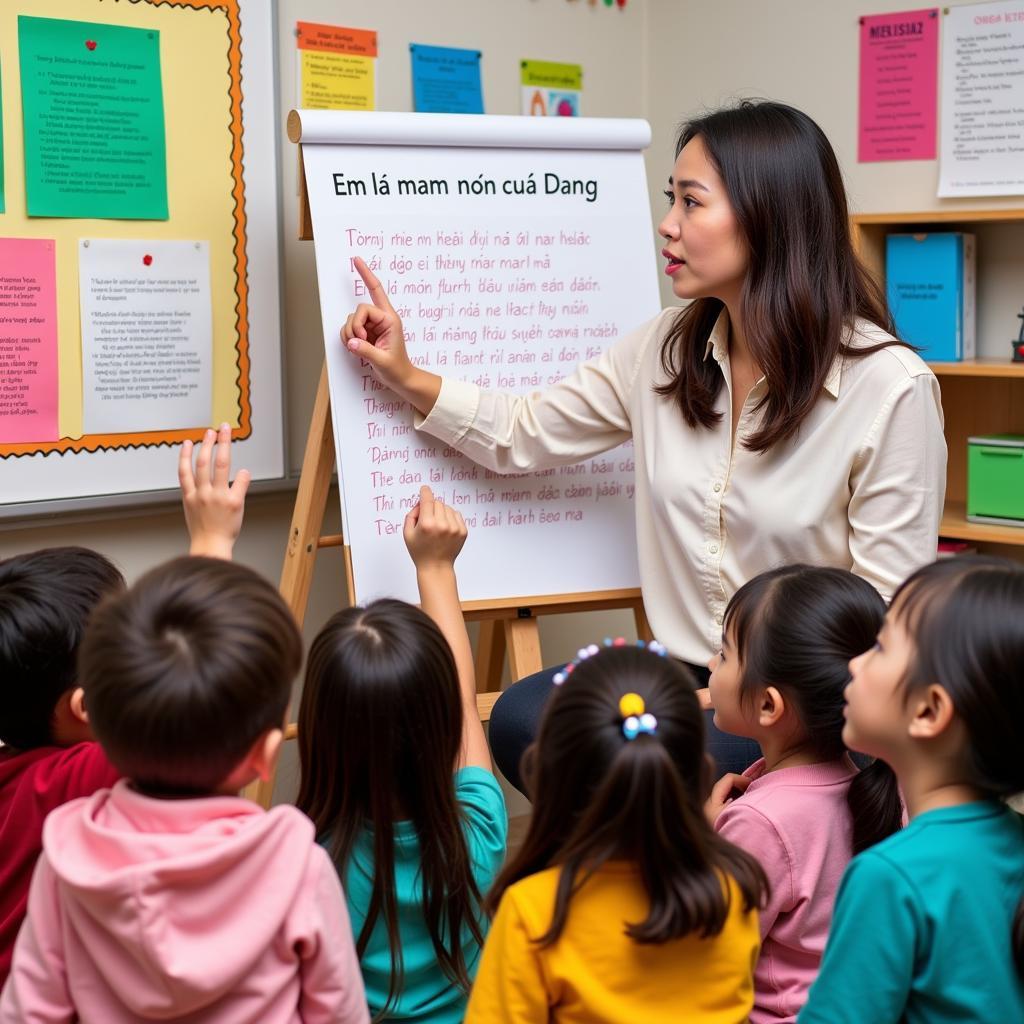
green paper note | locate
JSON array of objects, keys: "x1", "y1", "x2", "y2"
[{"x1": 19, "y1": 16, "x2": 168, "y2": 219}]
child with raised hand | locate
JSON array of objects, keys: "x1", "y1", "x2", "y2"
[
  {"x1": 466, "y1": 644, "x2": 765, "y2": 1024},
  {"x1": 296, "y1": 485, "x2": 507, "y2": 1024},
  {"x1": 0, "y1": 425, "x2": 248, "y2": 988},
  {"x1": 800, "y1": 556, "x2": 1024, "y2": 1023},
  {"x1": 704, "y1": 565, "x2": 903, "y2": 1023}
]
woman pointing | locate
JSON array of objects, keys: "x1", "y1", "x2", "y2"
[{"x1": 341, "y1": 100, "x2": 946, "y2": 784}]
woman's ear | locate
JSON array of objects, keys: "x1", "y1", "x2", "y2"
[
  {"x1": 757, "y1": 686, "x2": 786, "y2": 728},
  {"x1": 907, "y1": 684, "x2": 956, "y2": 741},
  {"x1": 69, "y1": 687, "x2": 89, "y2": 724}
]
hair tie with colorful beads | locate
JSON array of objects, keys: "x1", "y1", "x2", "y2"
[
  {"x1": 618, "y1": 692, "x2": 658, "y2": 741},
  {"x1": 551, "y1": 637, "x2": 668, "y2": 685}
]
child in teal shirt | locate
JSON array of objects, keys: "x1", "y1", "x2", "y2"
[
  {"x1": 297, "y1": 487, "x2": 507, "y2": 1023},
  {"x1": 800, "y1": 557, "x2": 1024, "y2": 1023}
]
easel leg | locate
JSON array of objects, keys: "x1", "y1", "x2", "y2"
[
  {"x1": 475, "y1": 620, "x2": 507, "y2": 693},
  {"x1": 633, "y1": 603, "x2": 653, "y2": 642},
  {"x1": 503, "y1": 617, "x2": 544, "y2": 681},
  {"x1": 244, "y1": 362, "x2": 337, "y2": 809}
]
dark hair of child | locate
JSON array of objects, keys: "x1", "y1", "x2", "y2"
[
  {"x1": 724, "y1": 564, "x2": 904, "y2": 855},
  {"x1": 296, "y1": 598, "x2": 485, "y2": 1012},
  {"x1": 0, "y1": 547, "x2": 125, "y2": 749},
  {"x1": 889, "y1": 556, "x2": 1024, "y2": 976},
  {"x1": 78, "y1": 556, "x2": 300, "y2": 795},
  {"x1": 488, "y1": 646, "x2": 767, "y2": 945}
]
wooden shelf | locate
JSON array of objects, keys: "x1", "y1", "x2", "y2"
[
  {"x1": 852, "y1": 210, "x2": 1024, "y2": 226},
  {"x1": 928, "y1": 359, "x2": 1024, "y2": 379},
  {"x1": 941, "y1": 501, "x2": 1024, "y2": 545}
]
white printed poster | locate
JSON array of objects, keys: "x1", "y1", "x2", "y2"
[
  {"x1": 299, "y1": 113, "x2": 659, "y2": 604},
  {"x1": 79, "y1": 239, "x2": 213, "y2": 435},
  {"x1": 939, "y1": 0, "x2": 1024, "y2": 197}
]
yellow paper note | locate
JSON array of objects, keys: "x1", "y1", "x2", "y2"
[{"x1": 300, "y1": 50, "x2": 375, "y2": 111}]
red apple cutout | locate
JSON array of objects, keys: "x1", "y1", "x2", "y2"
[
  {"x1": 142, "y1": 254, "x2": 153, "y2": 266},
  {"x1": 85, "y1": 40, "x2": 97, "y2": 51}
]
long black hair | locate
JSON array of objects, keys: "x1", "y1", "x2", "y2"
[
  {"x1": 656, "y1": 100, "x2": 904, "y2": 453},
  {"x1": 488, "y1": 647, "x2": 766, "y2": 945},
  {"x1": 889, "y1": 556, "x2": 1024, "y2": 978},
  {"x1": 295, "y1": 599, "x2": 484, "y2": 1020},
  {"x1": 724, "y1": 565, "x2": 903, "y2": 855}
]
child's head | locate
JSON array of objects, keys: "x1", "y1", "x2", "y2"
[
  {"x1": 0, "y1": 546, "x2": 125, "y2": 750},
  {"x1": 296, "y1": 598, "x2": 482, "y2": 1007},
  {"x1": 79, "y1": 556, "x2": 300, "y2": 795},
  {"x1": 490, "y1": 644, "x2": 766, "y2": 944},
  {"x1": 844, "y1": 556, "x2": 1024, "y2": 798},
  {"x1": 708, "y1": 565, "x2": 901, "y2": 853},
  {"x1": 709, "y1": 565, "x2": 885, "y2": 758}
]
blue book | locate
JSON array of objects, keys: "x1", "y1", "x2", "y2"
[{"x1": 886, "y1": 232, "x2": 976, "y2": 362}]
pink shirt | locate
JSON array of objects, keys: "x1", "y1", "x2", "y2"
[
  {"x1": 0, "y1": 781, "x2": 369, "y2": 1024},
  {"x1": 714, "y1": 757, "x2": 858, "y2": 1024}
]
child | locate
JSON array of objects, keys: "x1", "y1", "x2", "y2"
[
  {"x1": 800, "y1": 556, "x2": 1024, "y2": 1023},
  {"x1": 296, "y1": 486, "x2": 507, "y2": 1024},
  {"x1": 704, "y1": 565, "x2": 903, "y2": 1023},
  {"x1": 1, "y1": 453, "x2": 367, "y2": 1023},
  {"x1": 0, "y1": 424, "x2": 244, "y2": 986},
  {"x1": 466, "y1": 643, "x2": 766, "y2": 1024}
]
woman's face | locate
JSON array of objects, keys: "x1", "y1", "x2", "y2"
[{"x1": 658, "y1": 136, "x2": 749, "y2": 305}]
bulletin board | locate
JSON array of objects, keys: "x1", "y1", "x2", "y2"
[{"x1": 0, "y1": 0, "x2": 284, "y2": 516}]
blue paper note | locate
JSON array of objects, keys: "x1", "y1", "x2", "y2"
[{"x1": 410, "y1": 44, "x2": 483, "y2": 114}]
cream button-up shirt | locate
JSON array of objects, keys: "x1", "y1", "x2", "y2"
[{"x1": 416, "y1": 309, "x2": 947, "y2": 664}]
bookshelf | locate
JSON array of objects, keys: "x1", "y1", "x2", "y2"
[{"x1": 851, "y1": 210, "x2": 1024, "y2": 552}]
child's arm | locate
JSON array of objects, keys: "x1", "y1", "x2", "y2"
[
  {"x1": 0, "y1": 858, "x2": 73, "y2": 1024},
  {"x1": 404, "y1": 485, "x2": 491, "y2": 772},
  {"x1": 178, "y1": 423, "x2": 251, "y2": 560}
]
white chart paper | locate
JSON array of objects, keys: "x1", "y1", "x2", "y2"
[
  {"x1": 80, "y1": 239, "x2": 213, "y2": 435},
  {"x1": 939, "y1": 1, "x2": 1024, "y2": 197}
]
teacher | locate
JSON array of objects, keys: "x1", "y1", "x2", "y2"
[{"x1": 340, "y1": 100, "x2": 947, "y2": 785}]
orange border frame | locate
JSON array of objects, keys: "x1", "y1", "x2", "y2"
[{"x1": 1, "y1": 0, "x2": 251, "y2": 459}]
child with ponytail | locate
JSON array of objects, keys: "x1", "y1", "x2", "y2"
[
  {"x1": 800, "y1": 556, "x2": 1024, "y2": 1022},
  {"x1": 705, "y1": 565, "x2": 903, "y2": 1023},
  {"x1": 296, "y1": 487, "x2": 507, "y2": 1024},
  {"x1": 467, "y1": 643, "x2": 766, "y2": 1024}
]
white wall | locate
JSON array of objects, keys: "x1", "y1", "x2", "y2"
[{"x1": 644, "y1": 0, "x2": 1024, "y2": 349}]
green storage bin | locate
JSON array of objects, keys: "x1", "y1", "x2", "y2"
[{"x1": 967, "y1": 435, "x2": 1024, "y2": 525}]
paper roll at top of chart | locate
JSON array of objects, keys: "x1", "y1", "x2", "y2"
[{"x1": 296, "y1": 110, "x2": 660, "y2": 605}]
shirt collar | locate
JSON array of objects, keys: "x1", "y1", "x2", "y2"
[{"x1": 701, "y1": 308, "x2": 844, "y2": 399}]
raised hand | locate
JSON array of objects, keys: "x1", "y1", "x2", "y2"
[
  {"x1": 403, "y1": 485, "x2": 468, "y2": 574},
  {"x1": 178, "y1": 423, "x2": 251, "y2": 560}
]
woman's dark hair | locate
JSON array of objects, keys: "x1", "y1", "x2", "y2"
[
  {"x1": 724, "y1": 565, "x2": 902, "y2": 855},
  {"x1": 655, "y1": 99, "x2": 904, "y2": 453},
  {"x1": 296, "y1": 599, "x2": 484, "y2": 1020},
  {"x1": 0, "y1": 547, "x2": 125, "y2": 749},
  {"x1": 488, "y1": 647, "x2": 766, "y2": 946},
  {"x1": 80, "y1": 556, "x2": 300, "y2": 793},
  {"x1": 889, "y1": 556, "x2": 1024, "y2": 978}
]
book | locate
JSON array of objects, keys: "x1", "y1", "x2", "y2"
[{"x1": 886, "y1": 232, "x2": 976, "y2": 362}]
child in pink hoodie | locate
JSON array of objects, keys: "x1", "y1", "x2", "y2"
[{"x1": 0, "y1": 549, "x2": 369, "y2": 1023}]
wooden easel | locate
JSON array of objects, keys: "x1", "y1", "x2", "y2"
[{"x1": 246, "y1": 131, "x2": 651, "y2": 807}]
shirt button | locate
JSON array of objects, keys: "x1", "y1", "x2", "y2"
[
  {"x1": 713, "y1": 482, "x2": 722, "y2": 493},
  {"x1": 715, "y1": 613, "x2": 723, "y2": 625},
  {"x1": 708, "y1": 543, "x2": 719, "y2": 555}
]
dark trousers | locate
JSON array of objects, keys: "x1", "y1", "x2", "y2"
[{"x1": 489, "y1": 661, "x2": 763, "y2": 795}]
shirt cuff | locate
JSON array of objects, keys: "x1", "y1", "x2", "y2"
[{"x1": 414, "y1": 377, "x2": 481, "y2": 445}]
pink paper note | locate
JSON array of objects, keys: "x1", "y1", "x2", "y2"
[
  {"x1": 859, "y1": 8, "x2": 939, "y2": 162},
  {"x1": 0, "y1": 238, "x2": 59, "y2": 444}
]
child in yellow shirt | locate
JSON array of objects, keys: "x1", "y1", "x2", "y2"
[{"x1": 467, "y1": 643, "x2": 765, "y2": 1024}]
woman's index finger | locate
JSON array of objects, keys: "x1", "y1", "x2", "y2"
[{"x1": 354, "y1": 256, "x2": 394, "y2": 312}]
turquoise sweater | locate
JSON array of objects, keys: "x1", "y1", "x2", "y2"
[{"x1": 800, "y1": 801, "x2": 1024, "y2": 1023}]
